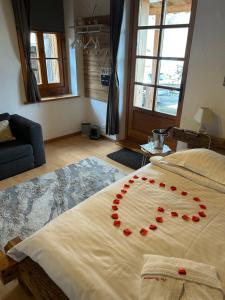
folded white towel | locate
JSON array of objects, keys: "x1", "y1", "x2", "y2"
[{"x1": 139, "y1": 255, "x2": 224, "y2": 300}]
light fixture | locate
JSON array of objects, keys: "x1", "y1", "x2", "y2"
[{"x1": 194, "y1": 107, "x2": 214, "y2": 134}]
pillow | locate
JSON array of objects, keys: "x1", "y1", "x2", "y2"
[
  {"x1": 163, "y1": 148, "x2": 225, "y2": 185},
  {"x1": 0, "y1": 120, "x2": 15, "y2": 143}
]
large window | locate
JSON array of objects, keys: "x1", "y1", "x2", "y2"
[
  {"x1": 30, "y1": 32, "x2": 69, "y2": 98},
  {"x1": 133, "y1": 0, "x2": 195, "y2": 116}
]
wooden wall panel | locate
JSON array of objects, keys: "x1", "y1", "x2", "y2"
[{"x1": 82, "y1": 16, "x2": 110, "y2": 102}]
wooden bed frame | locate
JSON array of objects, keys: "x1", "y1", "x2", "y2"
[{"x1": 1, "y1": 127, "x2": 225, "y2": 299}]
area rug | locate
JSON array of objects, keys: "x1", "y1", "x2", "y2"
[
  {"x1": 107, "y1": 148, "x2": 149, "y2": 170},
  {"x1": 0, "y1": 157, "x2": 127, "y2": 250}
]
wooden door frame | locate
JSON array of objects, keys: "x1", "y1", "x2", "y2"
[{"x1": 125, "y1": 0, "x2": 198, "y2": 142}]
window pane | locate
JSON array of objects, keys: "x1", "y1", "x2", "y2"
[
  {"x1": 165, "y1": 0, "x2": 192, "y2": 25},
  {"x1": 139, "y1": 0, "x2": 162, "y2": 26},
  {"x1": 30, "y1": 32, "x2": 39, "y2": 58},
  {"x1": 161, "y1": 28, "x2": 188, "y2": 58},
  {"x1": 136, "y1": 29, "x2": 159, "y2": 56},
  {"x1": 46, "y1": 59, "x2": 60, "y2": 83},
  {"x1": 31, "y1": 59, "x2": 42, "y2": 84},
  {"x1": 155, "y1": 88, "x2": 180, "y2": 115},
  {"x1": 135, "y1": 59, "x2": 157, "y2": 84},
  {"x1": 133, "y1": 84, "x2": 154, "y2": 110},
  {"x1": 44, "y1": 33, "x2": 59, "y2": 58},
  {"x1": 158, "y1": 60, "x2": 184, "y2": 88}
]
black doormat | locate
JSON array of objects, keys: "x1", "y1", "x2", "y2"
[{"x1": 107, "y1": 148, "x2": 148, "y2": 170}]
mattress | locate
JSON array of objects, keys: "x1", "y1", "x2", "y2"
[{"x1": 9, "y1": 158, "x2": 225, "y2": 300}]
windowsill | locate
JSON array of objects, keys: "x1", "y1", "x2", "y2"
[{"x1": 41, "y1": 94, "x2": 80, "y2": 102}]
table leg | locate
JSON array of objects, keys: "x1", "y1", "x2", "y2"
[{"x1": 142, "y1": 155, "x2": 146, "y2": 166}]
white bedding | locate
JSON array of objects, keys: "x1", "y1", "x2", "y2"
[{"x1": 8, "y1": 160, "x2": 225, "y2": 300}]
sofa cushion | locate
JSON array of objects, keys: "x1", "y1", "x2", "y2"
[
  {"x1": 0, "y1": 155, "x2": 34, "y2": 180},
  {"x1": 0, "y1": 140, "x2": 33, "y2": 165},
  {"x1": 0, "y1": 113, "x2": 10, "y2": 121}
]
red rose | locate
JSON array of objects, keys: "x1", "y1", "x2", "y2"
[
  {"x1": 140, "y1": 228, "x2": 148, "y2": 236},
  {"x1": 111, "y1": 213, "x2": 119, "y2": 219},
  {"x1": 193, "y1": 197, "x2": 201, "y2": 202},
  {"x1": 112, "y1": 205, "x2": 118, "y2": 211},
  {"x1": 149, "y1": 179, "x2": 155, "y2": 184},
  {"x1": 199, "y1": 204, "x2": 206, "y2": 210},
  {"x1": 192, "y1": 216, "x2": 200, "y2": 222},
  {"x1": 178, "y1": 268, "x2": 186, "y2": 275},
  {"x1": 113, "y1": 199, "x2": 120, "y2": 205},
  {"x1": 123, "y1": 228, "x2": 132, "y2": 236},
  {"x1": 149, "y1": 224, "x2": 157, "y2": 230},
  {"x1": 181, "y1": 191, "x2": 188, "y2": 196},
  {"x1": 156, "y1": 216, "x2": 163, "y2": 223},
  {"x1": 116, "y1": 194, "x2": 123, "y2": 199},
  {"x1": 158, "y1": 207, "x2": 165, "y2": 213},
  {"x1": 121, "y1": 189, "x2": 127, "y2": 194},
  {"x1": 182, "y1": 214, "x2": 190, "y2": 221},
  {"x1": 133, "y1": 175, "x2": 139, "y2": 179},
  {"x1": 113, "y1": 220, "x2": 121, "y2": 227},
  {"x1": 129, "y1": 179, "x2": 134, "y2": 184},
  {"x1": 159, "y1": 183, "x2": 166, "y2": 188},
  {"x1": 142, "y1": 177, "x2": 147, "y2": 181},
  {"x1": 171, "y1": 211, "x2": 178, "y2": 217},
  {"x1": 199, "y1": 211, "x2": 206, "y2": 218},
  {"x1": 170, "y1": 186, "x2": 177, "y2": 191},
  {"x1": 124, "y1": 184, "x2": 130, "y2": 188}
]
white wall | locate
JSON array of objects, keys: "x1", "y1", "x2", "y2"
[
  {"x1": 0, "y1": 0, "x2": 84, "y2": 140},
  {"x1": 180, "y1": 0, "x2": 225, "y2": 137}
]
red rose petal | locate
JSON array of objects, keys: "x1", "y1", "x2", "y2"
[
  {"x1": 159, "y1": 183, "x2": 166, "y2": 188},
  {"x1": 140, "y1": 228, "x2": 148, "y2": 236},
  {"x1": 182, "y1": 214, "x2": 190, "y2": 221},
  {"x1": 181, "y1": 191, "x2": 188, "y2": 196},
  {"x1": 124, "y1": 184, "x2": 130, "y2": 188},
  {"x1": 149, "y1": 224, "x2": 157, "y2": 230},
  {"x1": 158, "y1": 207, "x2": 165, "y2": 213},
  {"x1": 156, "y1": 216, "x2": 163, "y2": 223},
  {"x1": 112, "y1": 205, "x2": 118, "y2": 211},
  {"x1": 193, "y1": 197, "x2": 201, "y2": 202},
  {"x1": 142, "y1": 177, "x2": 148, "y2": 181},
  {"x1": 170, "y1": 186, "x2": 177, "y2": 191},
  {"x1": 149, "y1": 179, "x2": 155, "y2": 184},
  {"x1": 171, "y1": 211, "x2": 178, "y2": 217},
  {"x1": 113, "y1": 220, "x2": 121, "y2": 227},
  {"x1": 178, "y1": 268, "x2": 186, "y2": 275},
  {"x1": 133, "y1": 175, "x2": 139, "y2": 179},
  {"x1": 129, "y1": 179, "x2": 134, "y2": 184},
  {"x1": 123, "y1": 228, "x2": 132, "y2": 236},
  {"x1": 116, "y1": 194, "x2": 123, "y2": 199},
  {"x1": 199, "y1": 204, "x2": 207, "y2": 210},
  {"x1": 199, "y1": 211, "x2": 206, "y2": 218},
  {"x1": 113, "y1": 199, "x2": 120, "y2": 205},
  {"x1": 192, "y1": 215, "x2": 200, "y2": 222},
  {"x1": 111, "y1": 213, "x2": 119, "y2": 220},
  {"x1": 121, "y1": 189, "x2": 127, "y2": 194}
]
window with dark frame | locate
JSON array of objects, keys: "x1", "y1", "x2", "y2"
[
  {"x1": 133, "y1": 0, "x2": 195, "y2": 117},
  {"x1": 30, "y1": 31, "x2": 69, "y2": 98}
]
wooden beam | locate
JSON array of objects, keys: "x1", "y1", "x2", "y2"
[{"x1": 0, "y1": 237, "x2": 21, "y2": 285}]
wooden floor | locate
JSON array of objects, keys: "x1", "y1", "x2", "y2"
[{"x1": 0, "y1": 135, "x2": 132, "y2": 300}]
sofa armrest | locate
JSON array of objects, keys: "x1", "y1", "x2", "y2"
[{"x1": 10, "y1": 114, "x2": 46, "y2": 167}]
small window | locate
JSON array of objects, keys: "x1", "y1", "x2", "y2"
[{"x1": 30, "y1": 31, "x2": 69, "y2": 98}]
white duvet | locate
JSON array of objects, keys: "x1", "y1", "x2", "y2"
[{"x1": 8, "y1": 158, "x2": 225, "y2": 300}]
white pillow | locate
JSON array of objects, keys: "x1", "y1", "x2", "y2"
[{"x1": 163, "y1": 148, "x2": 225, "y2": 185}]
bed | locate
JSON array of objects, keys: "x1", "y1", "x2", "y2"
[{"x1": 1, "y1": 131, "x2": 225, "y2": 299}]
